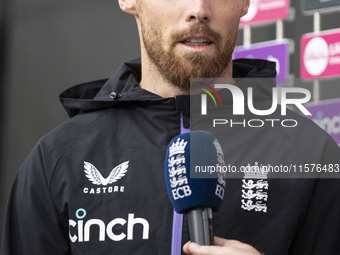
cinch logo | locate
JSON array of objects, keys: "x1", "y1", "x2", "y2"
[
  {"x1": 198, "y1": 82, "x2": 223, "y2": 115},
  {"x1": 200, "y1": 84, "x2": 312, "y2": 116},
  {"x1": 69, "y1": 208, "x2": 149, "y2": 243},
  {"x1": 313, "y1": 111, "x2": 340, "y2": 135}
]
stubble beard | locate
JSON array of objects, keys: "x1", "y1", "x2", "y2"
[{"x1": 140, "y1": 20, "x2": 239, "y2": 91}]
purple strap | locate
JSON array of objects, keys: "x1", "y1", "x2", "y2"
[
  {"x1": 171, "y1": 114, "x2": 189, "y2": 255},
  {"x1": 171, "y1": 210, "x2": 183, "y2": 255}
]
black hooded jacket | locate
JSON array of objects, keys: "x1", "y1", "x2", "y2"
[{"x1": 1, "y1": 59, "x2": 340, "y2": 255}]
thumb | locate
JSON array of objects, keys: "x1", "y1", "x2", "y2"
[{"x1": 184, "y1": 241, "x2": 227, "y2": 255}]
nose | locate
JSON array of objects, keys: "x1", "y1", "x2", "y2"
[{"x1": 185, "y1": 0, "x2": 212, "y2": 23}]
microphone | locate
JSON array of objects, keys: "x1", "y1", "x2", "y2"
[{"x1": 164, "y1": 130, "x2": 226, "y2": 245}]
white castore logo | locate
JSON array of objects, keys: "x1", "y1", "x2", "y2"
[
  {"x1": 83, "y1": 161, "x2": 129, "y2": 195},
  {"x1": 84, "y1": 161, "x2": 129, "y2": 186}
]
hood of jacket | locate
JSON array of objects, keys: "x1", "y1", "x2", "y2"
[{"x1": 60, "y1": 58, "x2": 277, "y2": 118}]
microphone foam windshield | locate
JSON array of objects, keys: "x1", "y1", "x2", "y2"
[{"x1": 164, "y1": 130, "x2": 226, "y2": 213}]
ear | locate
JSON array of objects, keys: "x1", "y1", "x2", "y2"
[
  {"x1": 118, "y1": 0, "x2": 138, "y2": 16},
  {"x1": 241, "y1": 0, "x2": 250, "y2": 17}
]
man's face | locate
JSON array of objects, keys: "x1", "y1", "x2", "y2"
[{"x1": 135, "y1": 0, "x2": 248, "y2": 90}]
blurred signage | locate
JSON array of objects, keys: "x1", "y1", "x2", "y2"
[
  {"x1": 233, "y1": 40, "x2": 290, "y2": 79},
  {"x1": 240, "y1": 0, "x2": 290, "y2": 26},
  {"x1": 302, "y1": 0, "x2": 340, "y2": 13},
  {"x1": 301, "y1": 29, "x2": 340, "y2": 79},
  {"x1": 305, "y1": 99, "x2": 340, "y2": 145}
]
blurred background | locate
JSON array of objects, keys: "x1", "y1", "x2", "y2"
[{"x1": 0, "y1": 0, "x2": 340, "y2": 246}]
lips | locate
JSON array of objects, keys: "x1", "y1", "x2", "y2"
[{"x1": 180, "y1": 35, "x2": 213, "y2": 47}]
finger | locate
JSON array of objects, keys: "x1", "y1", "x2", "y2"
[
  {"x1": 184, "y1": 238, "x2": 261, "y2": 255},
  {"x1": 185, "y1": 242, "x2": 231, "y2": 255},
  {"x1": 214, "y1": 237, "x2": 250, "y2": 249},
  {"x1": 183, "y1": 241, "x2": 192, "y2": 254},
  {"x1": 213, "y1": 236, "x2": 228, "y2": 246}
]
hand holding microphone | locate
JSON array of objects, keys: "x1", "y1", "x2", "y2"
[
  {"x1": 164, "y1": 131, "x2": 262, "y2": 255},
  {"x1": 183, "y1": 237, "x2": 262, "y2": 255}
]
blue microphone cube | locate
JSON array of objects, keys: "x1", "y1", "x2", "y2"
[{"x1": 164, "y1": 131, "x2": 226, "y2": 213}]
